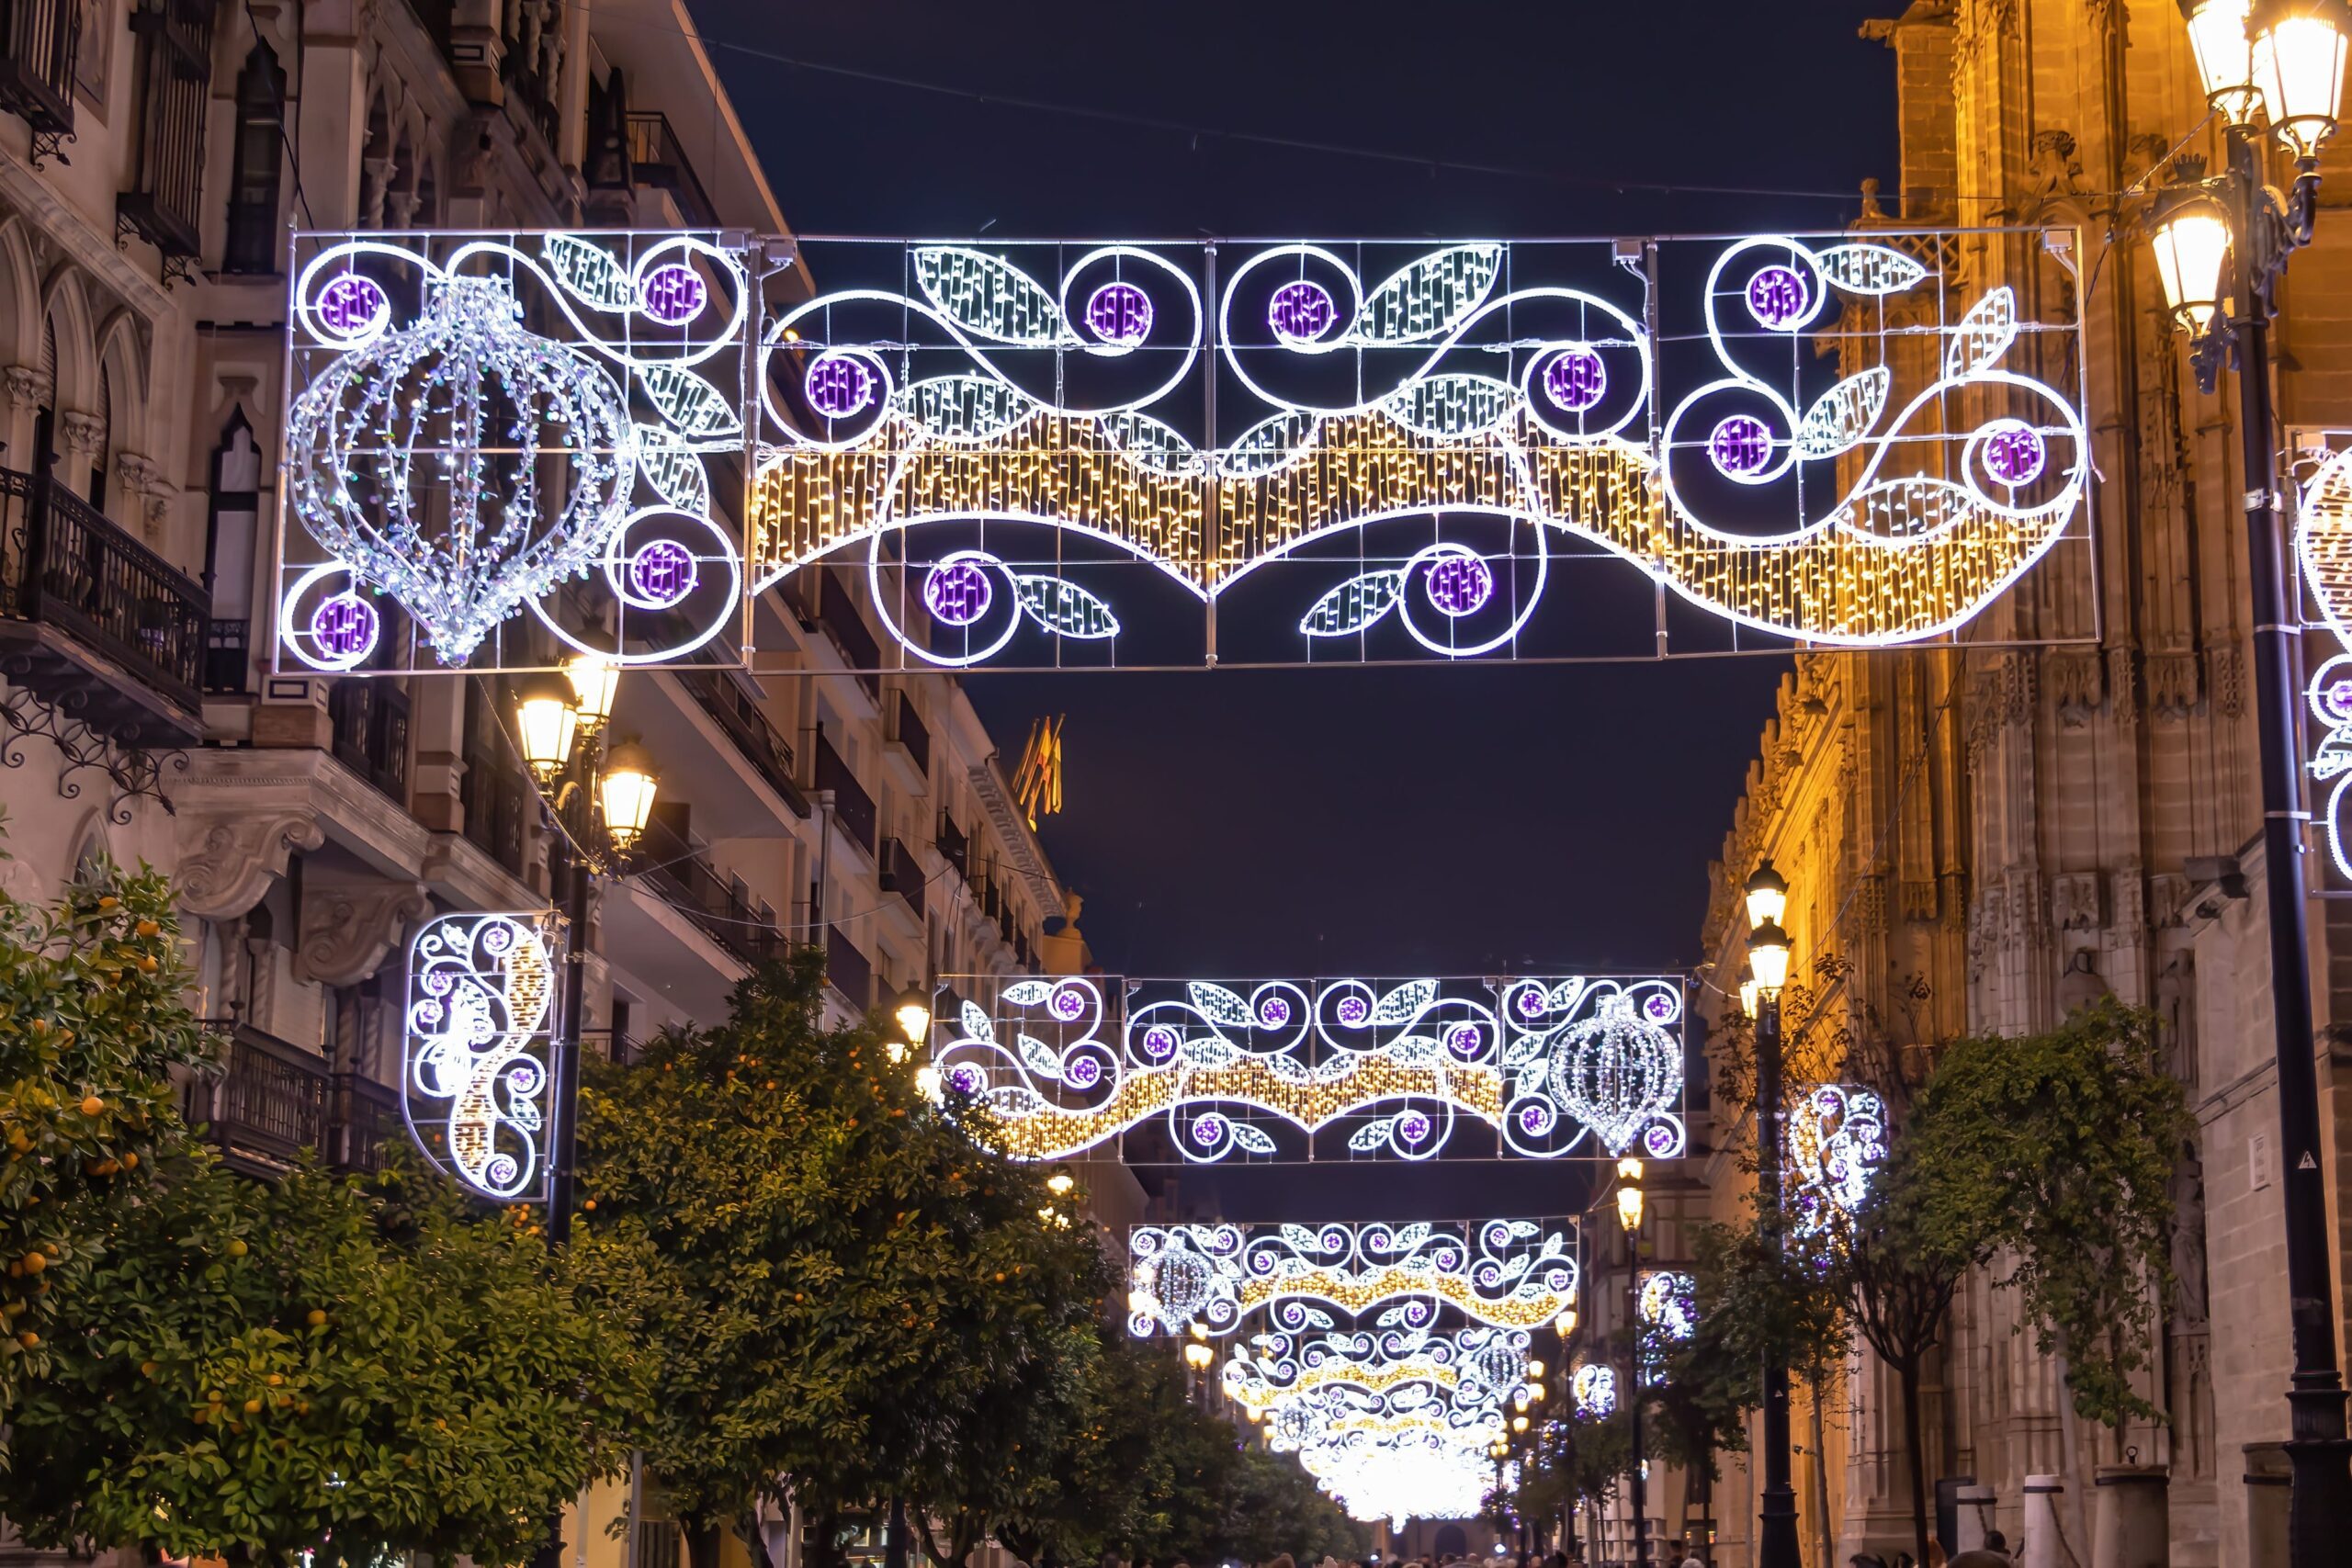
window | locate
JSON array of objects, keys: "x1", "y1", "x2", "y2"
[
  {"x1": 72, "y1": 0, "x2": 108, "y2": 111},
  {"x1": 221, "y1": 41, "x2": 283, "y2": 274}
]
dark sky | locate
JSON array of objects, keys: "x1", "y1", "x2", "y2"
[{"x1": 681, "y1": 1, "x2": 1901, "y2": 1213}]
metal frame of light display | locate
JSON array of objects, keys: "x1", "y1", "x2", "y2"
[
  {"x1": 1125, "y1": 1218, "x2": 1578, "y2": 1337},
  {"x1": 277, "y1": 227, "x2": 2094, "y2": 675},
  {"x1": 401, "y1": 909, "x2": 565, "y2": 1201},
  {"x1": 1786, "y1": 1082, "x2": 1889, "y2": 1243},
  {"x1": 935, "y1": 973, "x2": 1686, "y2": 1163},
  {"x1": 2296, "y1": 430, "x2": 2352, "y2": 891}
]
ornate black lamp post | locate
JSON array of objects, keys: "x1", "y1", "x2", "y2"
[
  {"x1": 1739, "y1": 863, "x2": 1798, "y2": 1568},
  {"x1": 1615, "y1": 1156, "x2": 1649, "y2": 1568},
  {"x1": 2158, "y1": 4, "x2": 2352, "y2": 1557}
]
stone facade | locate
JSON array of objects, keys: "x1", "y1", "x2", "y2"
[{"x1": 1692, "y1": 4, "x2": 2352, "y2": 1567}]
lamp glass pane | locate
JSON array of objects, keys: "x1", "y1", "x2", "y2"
[
  {"x1": 1749, "y1": 942, "x2": 1792, "y2": 990},
  {"x1": 2256, "y1": 13, "x2": 2349, "y2": 156},
  {"x1": 515, "y1": 695, "x2": 577, "y2": 775},
  {"x1": 599, "y1": 764, "x2": 659, "y2": 841},
  {"x1": 2188, "y1": 0, "x2": 2260, "y2": 110},
  {"x1": 566, "y1": 655, "x2": 621, "y2": 726},
  {"x1": 2152, "y1": 210, "x2": 2231, "y2": 331}
]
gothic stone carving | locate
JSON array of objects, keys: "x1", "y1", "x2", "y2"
[
  {"x1": 2146, "y1": 651, "x2": 2200, "y2": 720},
  {"x1": 2052, "y1": 871, "x2": 2104, "y2": 931},
  {"x1": 296, "y1": 878, "x2": 432, "y2": 987},
  {"x1": 2048, "y1": 649, "x2": 2103, "y2": 728}
]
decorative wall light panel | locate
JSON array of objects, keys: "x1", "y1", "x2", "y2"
[
  {"x1": 402, "y1": 909, "x2": 565, "y2": 1201},
  {"x1": 1786, "y1": 1082, "x2": 1889, "y2": 1243},
  {"x1": 280, "y1": 228, "x2": 2092, "y2": 674},
  {"x1": 936, "y1": 973, "x2": 1684, "y2": 1162},
  {"x1": 1125, "y1": 1217, "x2": 1578, "y2": 1337}
]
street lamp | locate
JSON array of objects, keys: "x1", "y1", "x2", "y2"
[
  {"x1": 1743, "y1": 860, "x2": 1800, "y2": 1568},
  {"x1": 2151, "y1": 4, "x2": 2352, "y2": 1551},
  {"x1": 1616, "y1": 1155, "x2": 1649, "y2": 1568},
  {"x1": 891, "y1": 984, "x2": 933, "y2": 1066}
]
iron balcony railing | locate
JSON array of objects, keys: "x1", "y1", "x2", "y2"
[
  {"x1": 187, "y1": 1021, "x2": 328, "y2": 1169},
  {"x1": 826, "y1": 924, "x2": 873, "y2": 1010},
  {"x1": 117, "y1": 0, "x2": 215, "y2": 261},
  {"x1": 327, "y1": 679, "x2": 410, "y2": 805},
  {"x1": 624, "y1": 111, "x2": 717, "y2": 226},
  {"x1": 0, "y1": 466, "x2": 209, "y2": 722},
  {"x1": 0, "y1": 0, "x2": 78, "y2": 141},
  {"x1": 889, "y1": 690, "x2": 931, "y2": 780},
  {"x1": 633, "y1": 818, "x2": 784, "y2": 967},
  {"x1": 814, "y1": 731, "x2": 876, "y2": 858},
  {"x1": 330, "y1": 1071, "x2": 404, "y2": 1175},
  {"x1": 817, "y1": 584, "x2": 882, "y2": 696},
  {"x1": 459, "y1": 741, "x2": 530, "y2": 878},
  {"x1": 881, "y1": 837, "x2": 926, "y2": 921},
  {"x1": 675, "y1": 667, "x2": 804, "y2": 812}
]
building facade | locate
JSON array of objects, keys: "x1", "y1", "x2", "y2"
[
  {"x1": 1694, "y1": 5, "x2": 2352, "y2": 1567},
  {"x1": 0, "y1": 3, "x2": 1076, "y2": 1560}
]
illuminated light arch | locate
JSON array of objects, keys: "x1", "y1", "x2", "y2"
[
  {"x1": 1295, "y1": 1429, "x2": 1502, "y2": 1526},
  {"x1": 1221, "y1": 1324, "x2": 1534, "y2": 1417},
  {"x1": 1125, "y1": 1218, "x2": 1578, "y2": 1337},
  {"x1": 936, "y1": 974, "x2": 1686, "y2": 1163},
  {"x1": 402, "y1": 910, "x2": 564, "y2": 1201}
]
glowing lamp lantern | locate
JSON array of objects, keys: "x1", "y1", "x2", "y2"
[
  {"x1": 1527, "y1": 1359, "x2": 1546, "y2": 1379},
  {"x1": 893, "y1": 984, "x2": 933, "y2": 1055},
  {"x1": 565, "y1": 654, "x2": 621, "y2": 732},
  {"x1": 2182, "y1": 0, "x2": 2263, "y2": 118},
  {"x1": 1616, "y1": 1156, "x2": 1645, "y2": 1234},
  {"x1": 2252, "y1": 0, "x2": 2352, "y2": 158},
  {"x1": 1739, "y1": 969, "x2": 1762, "y2": 1018},
  {"x1": 2151, "y1": 192, "x2": 2233, "y2": 335},
  {"x1": 1747, "y1": 919, "x2": 1792, "y2": 992},
  {"x1": 1511, "y1": 1414, "x2": 1530, "y2": 1433},
  {"x1": 514, "y1": 676, "x2": 579, "y2": 784},
  {"x1": 914, "y1": 1063, "x2": 944, "y2": 1104},
  {"x1": 1046, "y1": 1172, "x2": 1075, "y2": 1196},
  {"x1": 597, "y1": 739, "x2": 660, "y2": 850},
  {"x1": 1555, "y1": 1308, "x2": 1578, "y2": 1338},
  {"x1": 1743, "y1": 859, "x2": 1789, "y2": 931}
]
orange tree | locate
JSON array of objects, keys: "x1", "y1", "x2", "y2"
[
  {"x1": 572, "y1": 953, "x2": 1113, "y2": 1568},
  {"x1": 0, "y1": 856, "x2": 209, "y2": 1408},
  {"x1": 0, "y1": 1155, "x2": 647, "y2": 1565}
]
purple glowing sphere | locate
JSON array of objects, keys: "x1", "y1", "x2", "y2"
[
  {"x1": 1269, "y1": 280, "x2": 1338, "y2": 342},
  {"x1": 1710, "y1": 414, "x2": 1775, "y2": 477},
  {"x1": 1520, "y1": 1103, "x2": 1554, "y2": 1135},
  {"x1": 1336, "y1": 995, "x2": 1371, "y2": 1026},
  {"x1": 1643, "y1": 1122, "x2": 1679, "y2": 1157},
  {"x1": 1447, "y1": 1023, "x2": 1483, "y2": 1056},
  {"x1": 805, "y1": 353, "x2": 878, "y2": 419},
  {"x1": 1747, "y1": 265, "x2": 1812, "y2": 330},
  {"x1": 923, "y1": 559, "x2": 993, "y2": 626},
  {"x1": 1424, "y1": 555, "x2": 1494, "y2": 617},
  {"x1": 949, "y1": 1065, "x2": 983, "y2": 1095},
  {"x1": 1645, "y1": 992, "x2": 1677, "y2": 1021},
  {"x1": 1085, "y1": 282, "x2": 1154, "y2": 345},
  {"x1": 1066, "y1": 1055, "x2": 1102, "y2": 1088},
  {"x1": 316, "y1": 273, "x2": 388, "y2": 336},
  {"x1": 1517, "y1": 988, "x2": 1545, "y2": 1019},
  {"x1": 1143, "y1": 1024, "x2": 1179, "y2": 1058},
  {"x1": 1051, "y1": 986, "x2": 1089, "y2": 1020},
  {"x1": 311, "y1": 592, "x2": 379, "y2": 660},
  {"x1": 1259, "y1": 996, "x2": 1293, "y2": 1027},
  {"x1": 1543, "y1": 348, "x2": 1608, "y2": 412},
  {"x1": 1396, "y1": 1111, "x2": 1433, "y2": 1145},
  {"x1": 1983, "y1": 421, "x2": 2048, "y2": 486},
  {"x1": 639, "y1": 264, "x2": 708, "y2": 325},
  {"x1": 629, "y1": 539, "x2": 697, "y2": 606},
  {"x1": 1192, "y1": 1112, "x2": 1228, "y2": 1148}
]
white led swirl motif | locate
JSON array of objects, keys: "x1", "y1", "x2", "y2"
[{"x1": 403, "y1": 911, "x2": 558, "y2": 1201}]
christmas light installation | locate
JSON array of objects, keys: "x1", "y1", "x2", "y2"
[
  {"x1": 2299, "y1": 441, "x2": 2352, "y2": 652},
  {"x1": 935, "y1": 973, "x2": 1685, "y2": 1163},
  {"x1": 2308, "y1": 644, "x2": 2352, "y2": 884},
  {"x1": 1222, "y1": 1323, "x2": 1535, "y2": 1417},
  {"x1": 1571, "y1": 1360, "x2": 1618, "y2": 1418},
  {"x1": 282, "y1": 228, "x2": 2090, "y2": 675},
  {"x1": 1296, "y1": 1429, "x2": 1499, "y2": 1527},
  {"x1": 402, "y1": 910, "x2": 563, "y2": 1201},
  {"x1": 279, "y1": 232, "x2": 754, "y2": 673},
  {"x1": 1786, "y1": 1083, "x2": 1889, "y2": 1244},
  {"x1": 1638, "y1": 1269, "x2": 1697, "y2": 1373},
  {"x1": 1125, "y1": 1217, "x2": 1578, "y2": 1337}
]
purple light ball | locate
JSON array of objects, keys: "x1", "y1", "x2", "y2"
[
  {"x1": 1983, "y1": 421, "x2": 2048, "y2": 486},
  {"x1": 1448, "y1": 1023, "x2": 1483, "y2": 1056},
  {"x1": 1143, "y1": 1025, "x2": 1179, "y2": 1058},
  {"x1": 316, "y1": 273, "x2": 388, "y2": 336},
  {"x1": 923, "y1": 559, "x2": 993, "y2": 627},
  {"x1": 1747, "y1": 265, "x2": 1811, "y2": 330},
  {"x1": 629, "y1": 539, "x2": 698, "y2": 607},
  {"x1": 1424, "y1": 555, "x2": 1494, "y2": 617},
  {"x1": 1086, "y1": 282, "x2": 1154, "y2": 345},
  {"x1": 1192, "y1": 1112, "x2": 1227, "y2": 1148},
  {"x1": 1520, "y1": 1103, "x2": 1553, "y2": 1134},
  {"x1": 311, "y1": 592, "x2": 379, "y2": 660},
  {"x1": 805, "y1": 353, "x2": 877, "y2": 419},
  {"x1": 1710, "y1": 414, "x2": 1774, "y2": 477},
  {"x1": 1336, "y1": 995, "x2": 1370, "y2": 1026},
  {"x1": 1645, "y1": 993, "x2": 1676, "y2": 1021},
  {"x1": 1051, "y1": 985, "x2": 1088, "y2": 1021},
  {"x1": 1259, "y1": 996, "x2": 1293, "y2": 1027},
  {"x1": 1269, "y1": 280, "x2": 1338, "y2": 342},
  {"x1": 1397, "y1": 1111, "x2": 1432, "y2": 1145},
  {"x1": 639, "y1": 264, "x2": 708, "y2": 325},
  {"x1": 1543, "y1": 348, "x2": 1607, "y2": 412}
]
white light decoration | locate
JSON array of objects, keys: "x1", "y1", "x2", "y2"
[
  {"x1": 282, "y1": 229, "x2": 2090, "y2": 675},
  {"x1": 1787, "y1": 1083, "x2": 1889, "y2": 1244},
  {"x1": 1223, "y1": 1324, "x2": 1534, "y2": 1419},
  {"x1": 1296, "y1": 1429, "x2": 1500, "y2": 1527},
  {"x1": 936, "y1": 973, "x2": 1685, "y2": 1163},
  {"x1": 403, "y1": 910, "x2": 563, "y2": 1201},
  {"x1": 1125, "y1": 1218, "x2": 1578, "y2": 1337},
  {"x1": 1571, "y1": 1360, "x2": 1617, "y2": 1418},
  {"x1": 1637, "y1": 1269, "x2": 1697, "y2": 1373},
  {"x1": 2297, "y1": 446, "x2": 2352, "y2": 706}
]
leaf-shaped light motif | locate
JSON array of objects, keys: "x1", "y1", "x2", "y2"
[
  {"x1": 1101, "y1": 411, "x2": 1204, "y2": 476},
  {"x1": 1381, "y1": 374, "x2": 1518, "y2": 438},
  {"x1": 1850, "y1": 479, "x2": 1978, "y2": 539},
  {"x1": 1016, "y1": 1034, "x2": 1064, "y2": 1080},
  {"x1": 1371, "y1": 978, "x2": 1437, "y2": 1026},
  {"x1": 639, "y1": 364, "x2": 741, "y2": 440},
  {"x1": 1348, "y1": 1122, "x2": 1391, "y2": 1152},
  {"x1": 1003, "y1": 978, "x2": 1053, "y2": 1007},
  {"x1": 911, "y1": 246, "x2": 1066, "y2": 344},
  {"x1": 632, "y1": 425, "x2": 712, "y2": 513},
  {"x1": 1502, "y1": 1030, "x2": 1549, "y2": 1068},
  {"x1": 959, "y1": 999, "x2": 996, "y2": 1044},
  {"x1": 1263, "y1": 1055, "x2": 1312, "y2": 1084},
  {"x1": 1814, "y1": 243, "x2": 1929, "y2": 296},
  {"x1": 1184, "y1": 1036, "x2": 1239, "y2": 1068},
  {"x1": 542, "y1": 234, "x2": 637, "y2": 313},
  {"x1": 1189, "y1": 982, "x2": 1255, "y2": 1028},
  {"x1": 1013, "y1": 574, "x2": 1120, "y2": 639},
  {"x1": 1945, "y1": 288, "x2": 2018, "y2": 378},
  {"x1": 1793, "y1": 367, "x2": 1891, "y2": 459},
  {"x1": 898, "y1": 376, "x2": 1033, "y2": 442},
  {"x1": 1358, "y1": 245, "x2": 1504, "y2": 343},
  {"x1": 1391, "y1": 1223, "x2": 1432, "y2": 1251},
  {"x1": 1300, "y1": 570, "x2": 1405, "y2": 637},
  {"x1": 1222, "y1": 411, "x2": 1319, "y2": 477},
  {"x1": 1387, "y1": 1035, "x2": 1442, "y2": 1064},
  {"x1": 1282, "y1": 1223, "x2": 1321, "y2": 1251},
  {"x1": 1230, "y1": 1124, "x2": 1279, "y2": 1155}
]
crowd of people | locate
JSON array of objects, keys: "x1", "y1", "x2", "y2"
[{"x1": 1219, "y1": 1530, "x2": 2017, "y2": 1568}]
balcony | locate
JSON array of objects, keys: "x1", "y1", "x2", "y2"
[
  {"x1": 881, "y1": 837, "x2": 926, "y2": 922},
  {"x1": 0, "y1": 466, "x2": 209, "y2": 746},
  {"x1": 674, "y1": 667, "x2": 805, "y2": 814},
  {"x1": 117, "y1": 0, "x2": 216, "y2": 265},
  {"x1": 817, "y1": 584, "x2": 882, "y2": 698},
  {"x1": 938, "y1": 815, "x2": 968, "y2": 877},
  {"x1": 459, "y1": 743, "x2": 530, "y2": 878},
  {"x1": 0, "y1": 0, "x2": 78, "y2": 157},
  {"x1": 329, "y1": 1072, "x2": 406, "y2": 1175},
  {"x1": 886, "y1": 690, "x2": 931, "y2": 786},
  {"x1": 327, "y1": 680, "x2": 409, "y2": 805},
  {"x1": 625, "y1": 112, "x2": 717, "y2": 226},
  {"x1": 632, "y1": 818, "x2": 784, "y2": 968},
  {"x1": 814, "y1": 731, "x2": 876, "y2": 859},
  {"x1": 826, "y1": 924, "x2": 873, "y2": 1010},
  {"x1": 187, "y1": 1021, "x2": 417, "y2": 1177}
]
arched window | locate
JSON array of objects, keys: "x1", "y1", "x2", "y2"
[{"x1": 222, "y1": 43, "x2": 286, "y2": 276}]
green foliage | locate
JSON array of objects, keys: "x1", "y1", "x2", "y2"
[
  {"x1": 0, "y1": 1154, "x2": 643, "y2": 1565},
  {"x1": 0, "y1": 857, "x2": 209, "y2": 1404},
  {"x1": 573, "y1": 952, "x2": 1113, "y2": 1562},
  {"x1": 1904, "y1": 999, "x2": 2191, "y2": 1430}
]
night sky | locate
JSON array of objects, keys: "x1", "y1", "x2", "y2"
[{"x1": 679, "y1": 0, "x2": 1901, "y2": 1214}]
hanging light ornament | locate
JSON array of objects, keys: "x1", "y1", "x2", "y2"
[
  {"x1": 287, "y1": 273, "x2": 638, "y2": 662},
  {"x1": 1549, "y1": 992, "x2": 1684, "y2": 1155}
]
